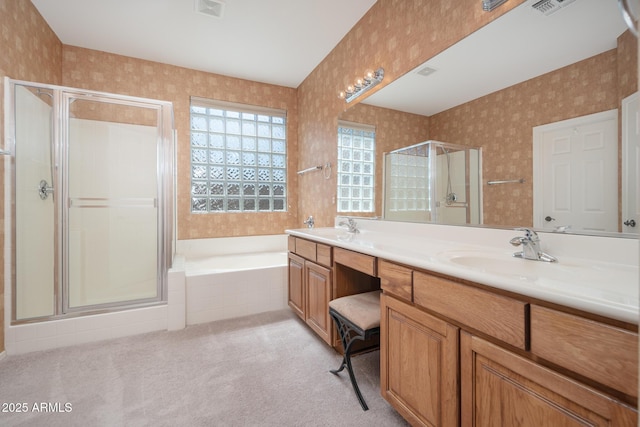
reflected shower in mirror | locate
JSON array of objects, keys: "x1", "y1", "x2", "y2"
[
  {"x1": 384, "y1": 141, "x2": 482, "y2": 225},
  {"x1": 346, "y1": 0, "x2": 636, "y2": 236}
]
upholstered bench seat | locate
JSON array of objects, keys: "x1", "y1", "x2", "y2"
[
  {"x1": 328, "y1": 290, "x2": 381, "y2": 331},
  {"x1": 328, "y1": 290, "x2": 381, "y2": 411}
]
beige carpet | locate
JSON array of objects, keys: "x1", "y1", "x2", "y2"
[{"x1": 0, "y1": 310, "x2": 409, "y2": 427}]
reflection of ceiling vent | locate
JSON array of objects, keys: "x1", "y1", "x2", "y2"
[
  {"x1": 532, "y1": 0, "x2": 576, "y2": 16},
  {"x1": 196, "y1": 0, "x2": 226, "y2": 18},
  {"x1": 416, "y1": 66, "x2": 437, "y2": 77}
]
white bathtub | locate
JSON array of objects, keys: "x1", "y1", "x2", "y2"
[
  {"x1": 186, "y1": 251, "x2": 287, "y2": 274},
  {"x1": 177, "y1": 235, "x2": 289, "y2": 325}
]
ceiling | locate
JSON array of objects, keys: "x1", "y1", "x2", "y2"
[
  {"x1": 363, "y1": 0, "x2": 629, "y2": 116},
  {"x1": 31, "y1": 0, "x2": 378, "y2": 88}
]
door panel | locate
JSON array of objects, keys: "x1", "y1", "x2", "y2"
[
  {"x1": 287, "y1": 253, "x2": 305, "y2": 320},
  {"x1": 534, "y1": 110, "x2": 618, "y2": 232},
  {"x1": 461, "y1": 332, "x2": 637, "y2": 427},
  {"x1": 622, "y1": 92, "x2": 639, "y2": 234},
  {"x1": 381, "y1": 294, "x2": 459, "y2": 427},
  {"x1": 305, "y1": 262, "x2": 332, "y2": 344},
  {"x1": 65, "y1": 95, "x2": 160, "y2": 310}
]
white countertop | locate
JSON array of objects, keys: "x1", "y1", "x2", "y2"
[{"x1": 286, "y1": 219, "x2": 639, "y2": 324}]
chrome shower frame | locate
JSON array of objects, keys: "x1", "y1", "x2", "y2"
[{"x1": 4, "y1": 78, "x2": 176, "y2": 324}]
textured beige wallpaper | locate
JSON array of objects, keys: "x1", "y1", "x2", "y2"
[
  {"x1": 62, "y1": 46, "x2": 300, "y2": 240},
  {"x1": 296, "y1": 0, "x2": 526, "y2": 228},
  {"x1": 0, "y1": 0, "x2": 62, "y2": 353},
  {"x1": 0, "y1": 0, "x2": 527, "y2": 351},
  {"x1": 430, "y1": 33, "x2": 636, "y2": 228},
  {"x1": 1, "y1": 0, "x2": 633, "y2": 353}
]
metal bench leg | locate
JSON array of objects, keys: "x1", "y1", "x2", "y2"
[{"x1": 329, "y1": 310, "x2": 369, "y2": 411}]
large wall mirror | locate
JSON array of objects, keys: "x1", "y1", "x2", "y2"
[{"x1": 339, "y1": 0, "x2": 637, "y2": 237}]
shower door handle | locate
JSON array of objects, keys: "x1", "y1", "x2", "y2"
[{"x1": 38, "y1": 179, "x2": 54, "y2": 200}]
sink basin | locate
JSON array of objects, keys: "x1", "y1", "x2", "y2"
[
  {"x1": 439, "y1": 250, "x2": 627, "y2": 283},
  {"x1": 442, "y1": 251, "x2": 548, "y2": 280},
  {"x1": 438, "y1": 250, "x2": 638, "y2": 305}
]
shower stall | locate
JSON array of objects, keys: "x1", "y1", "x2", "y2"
[
  {"x1": 383, "y1": 140, "x2": 482, "y2": 225},
  {"x1": 4, "y1": 79, "x2": 175, "y2": 323}
]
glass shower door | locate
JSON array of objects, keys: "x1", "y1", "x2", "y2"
[
  {"x1": 64, "y1": 94, "x2": 162, "y2": 311},
  {"x1": 14, "y1": 84, "x2": 56, "y2": 320}
]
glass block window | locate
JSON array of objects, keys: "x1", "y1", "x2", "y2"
[
  {"x1": 386, "y1": 152, "x2": 429, "y2": 213},
  {"x1": 190, "y1": 98, "x2": 287, "y2": 213},
  {"x1": 337, "y1": 122, "x2": 375, "y2": 212}
]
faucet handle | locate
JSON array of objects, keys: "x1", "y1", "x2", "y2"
[
  {"x1": 509, "y1": 236, "x2": 525, "y2": 247},
  {"x1": 303, "y1": 215, "x2": 314, "y2": 228},
  {"x1": 514, "y1": 227, "x2": 538, "y2": 240}
]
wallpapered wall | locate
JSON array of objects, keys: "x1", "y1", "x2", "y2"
[
  {"x1": 431, "y1": 49, "x2": 617, "y2": 227},
  {"x1": 296, "y1": 0, "x2": 525, "y2": 228},
  {"x1": 0, "y1": 0, "x2": 528, "y2": 353},
  {"x1": 0, "y1": 0, "x2": 62, "y2": 354},
  {"x1": 431, "y1": 32, "x2": 637, "y2": 228},
  {"x1": 61, "y1": 46, "x2": 299, "y2": 240},
  {"x1": 335, "y1": 32, "x2": 637, "y2": 228}
]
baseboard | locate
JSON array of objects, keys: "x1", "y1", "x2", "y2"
[{"x1": 0, "y1": 350, "x2": 6, "y2": 362}]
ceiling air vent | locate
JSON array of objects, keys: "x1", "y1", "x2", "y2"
[
  {"x1": 532, "y1": 0, "x2": 576, "y2": 16},
  {"x1": 196, "y1": 0, "x2": 226, "y2": 19}
]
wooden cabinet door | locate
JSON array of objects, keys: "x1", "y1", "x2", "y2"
[
  {"x1": 287, "y1": 253, "x2": 305, "y2": 320},
  {"x1": 305, "y1": 261, "x2": 332, "y2": 345},
  {"x1": 461, "y1": 332, "x2": 637, "y2": 427},
  {"x1": 381, "y1": 293, "x2": 459, "y2": 427}
]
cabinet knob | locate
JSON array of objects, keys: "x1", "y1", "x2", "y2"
[{"x1": 623, "y1": 219, "x2": 636, "y2": 227}]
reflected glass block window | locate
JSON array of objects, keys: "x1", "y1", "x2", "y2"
[
  {"x1": 190, "y1": 97, "x2": 287, "y2": 212},
  {"x1": 337, "y1": 122, "x2": 375, "y2": 212}
]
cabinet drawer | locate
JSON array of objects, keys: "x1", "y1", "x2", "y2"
[
  {"x1": 316, "y1": 243, "x2": 332, "y2": 267},
  {"x1": 378, "y1": 259, "x2": 412, "y2": 301},
  {"x1": 334, "y1": 247, "x2": 376, "y2": 276},
  {"x1": 287, "y1": 235, "x2": 296, "y2": 252},
  {"x1": 295, "y1": 238, "x2": 316, "y2": 261},
  {"x1": 530, "y1": 305, "x2": 638, "y2": 397},
  {"x1": 414, "y1": 271, "x2": 528, "y2": 350}
]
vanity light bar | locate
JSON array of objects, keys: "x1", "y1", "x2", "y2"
[{"x1": 338, "y1": 68, "x2": 384, "y2": 103}]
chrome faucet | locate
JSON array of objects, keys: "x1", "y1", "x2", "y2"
[
  {"x1": 338, "y1": 217, "x2": 359, "y2": 233},
  {"x1": 303, "y1": 215, "x2": 314, "y2": 229},
  {"x1": 509, "y1": 228, "x2": 557, "y2": 262}
]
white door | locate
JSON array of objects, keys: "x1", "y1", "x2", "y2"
[
  {"x1": 622, "y1": 92, "x2": 639, "y2": 234},
  {"x1": 533, "y1": 110, "x2": 618, "y2": 233}
]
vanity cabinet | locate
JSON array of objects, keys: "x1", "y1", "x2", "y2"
[
  {"x1": 530, "y1": 305, "x2": 638, "y2": 399},
  {"x1": 287, "y1": 236, "x2": 333, "y2": 345},
  {"x1": 380, "y1": 293, "x2": 459, "y2": 427},
  {"x1": 305, "y1": 261, "x2": 332, "y2": 343},
  {"x1": 461, "y1": 332, "x2": 637, "y2": 426},
  {"x1": 378, "y1": 258, "x2": 638, "y2": 427},
  {"x1": 288, "y1": 252, "x2": 305, "y2": 319},
  {"x1": 287, "y1": 236, "x2": 379, "y2": 348}
]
